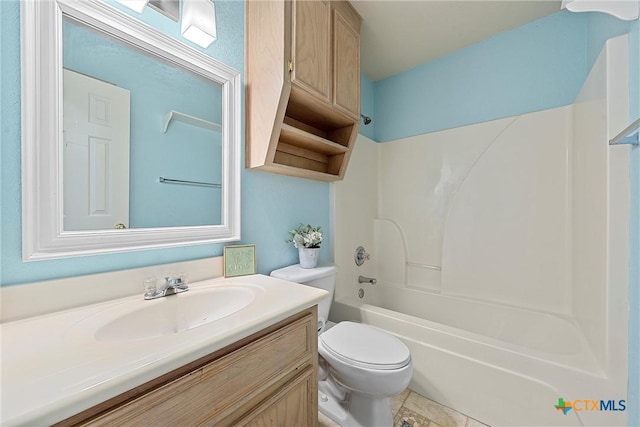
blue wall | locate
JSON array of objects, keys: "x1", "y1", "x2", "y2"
[
  {"x1": 373, "y1": 10, "x2": 588, "y2": 142},
  {"x1": 0, "y1": 0, "x2": 330, "y2": 285}
]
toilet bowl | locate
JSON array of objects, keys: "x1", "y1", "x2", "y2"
[{"x1": 270, "y1": 264, "x2": 412, "y2": 427}]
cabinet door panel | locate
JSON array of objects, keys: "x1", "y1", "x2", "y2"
[
  {"x1": 333, "y1": 9, "x2": 360, "y2": 119},
  {"x1": 291, "y1": 0, "x2": 331, "y2": 102},
  {"x1": 238, "y1": 367, "x2": 316, "y2": 427}
]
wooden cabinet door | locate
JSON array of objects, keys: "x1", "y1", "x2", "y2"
[
  {"x1": 291, "y1": 0, "x2": 331, "y2": 103},
  {"x1": 237, "y1": 367, "x2": 317, "y2": 427},
  {"x1": 332, "y1": 7, "x2": 360, "y2": 119}
]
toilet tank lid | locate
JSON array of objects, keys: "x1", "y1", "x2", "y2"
[{"x1": 270, "y1": 264, "x2": 338, "y2": 282}]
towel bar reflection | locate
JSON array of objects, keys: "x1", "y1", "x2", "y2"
[
  {"x1": 159, "y1": 177, "x2": 221, "y2": 188},
  {"x1": 609, "y1": 117, "x2": 639, "y2": 145}
]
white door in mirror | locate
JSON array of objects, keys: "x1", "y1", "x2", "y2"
[{"x1": 63, "y1": 69, "x2": 130, "y2": 231}]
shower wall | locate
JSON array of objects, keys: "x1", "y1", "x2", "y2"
[
  {"x1": 331, "y1": 134, "x2": 379, "y2": 303},
  {"x1": 333, "y1": 104, "x2": 573, "y2": 316},
  {"x1": 571, "y1": 36, "x2": 630, "y2": 372},
  {"x1": 378, "y1": 107, "x2": 573, "y2": 315},
  {"x1": 333, "y1": 35, "x2": 630, "y2": 377},
  {"x1": 334, "y1": 107, "x2": 575, "y2": 315}
]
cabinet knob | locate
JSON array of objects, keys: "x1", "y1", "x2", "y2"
[{"x1": 287, "y1": 61, "x2": 293, "y2": 72}]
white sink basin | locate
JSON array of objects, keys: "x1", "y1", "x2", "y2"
[{"x1": 95, "y1": 286, "x2": 257, "y2": 342}]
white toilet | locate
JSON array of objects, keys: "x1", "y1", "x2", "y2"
[{"x1": 270, "y1": 264, "x2": 412, "y2": 427}]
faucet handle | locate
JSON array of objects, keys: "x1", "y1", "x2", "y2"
[
  {"x1": 176, "y1": 272, "x2": 189, "y2": 285},
  {"x1": 144, "y1": 274, "x2": 189, "y2": 299},
  {"x1": 354, "y1": 246, "x2": 371, "y2": 266},
  {"x1": 143, "y1": 276, "x2": 159, "y2": 299}
]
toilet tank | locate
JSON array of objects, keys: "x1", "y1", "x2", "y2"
[{"x1": 270, "y1": 264, "x2": 337, "y2": 330}]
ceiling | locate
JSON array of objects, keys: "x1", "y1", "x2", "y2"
[{"x1": 350, "y1": 1, "x2": 563, "y2": 81}]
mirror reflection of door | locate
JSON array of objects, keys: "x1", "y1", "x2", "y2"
[{"x1": 63, "y1": 69, "x2": 131, "y2": 231}]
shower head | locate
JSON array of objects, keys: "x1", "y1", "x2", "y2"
[{"x1": 360, "y1": 114, "x2": 372, "y2": 125}]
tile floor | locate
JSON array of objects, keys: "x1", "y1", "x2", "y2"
[{"x1": 318, "y1": 389, "x2": 490, "y2": 427}]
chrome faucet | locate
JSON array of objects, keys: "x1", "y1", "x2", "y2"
[
  {"x1": 144, "y1": 275, "x2": 189, "y2": 300},
  {"x1": 358, "y1": 275, "x2": 377, "y2": 285}
]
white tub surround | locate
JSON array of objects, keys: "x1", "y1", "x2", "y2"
[
  {"x1": 332, "y1": 36, "x2": 631, "y2": 426},
  {"x1": 0, "y1": 274, "x2": 327, "y2": 426}
]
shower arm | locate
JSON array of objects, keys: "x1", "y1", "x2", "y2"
[{"x1": 360, "y1": 114, "x2": 372, "y2": 125}]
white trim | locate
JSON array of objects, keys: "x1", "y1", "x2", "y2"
[{"x1": 21, "y1": 0, "x2": 241, "y2": 261}]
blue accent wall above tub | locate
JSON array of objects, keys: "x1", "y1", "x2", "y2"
[{"x1": 373, "y1": 11, "x2": 588, "y2": 143}]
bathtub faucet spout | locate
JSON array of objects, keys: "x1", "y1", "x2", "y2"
[{"x1": 358, "y1": 275, "x2": 377, "y2": 285}]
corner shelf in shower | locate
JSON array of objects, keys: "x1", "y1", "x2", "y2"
[{"x1": 162, "y1": 110, "x2": 221, "y2": 133}]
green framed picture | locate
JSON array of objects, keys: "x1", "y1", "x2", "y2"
[{"x1": 223, "y1": 244, "x2": 257, "y2": 277}]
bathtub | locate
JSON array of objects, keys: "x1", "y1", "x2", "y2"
[{"x1": 329, "y1": 286, "x2": 626, "y2": 427}]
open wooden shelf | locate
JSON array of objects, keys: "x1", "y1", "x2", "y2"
[
  {"x1": 279, "y1": 124, "x2": 348, "y2": 156},
  {"x1": 266, "y1": 86, "x2": 357, "y2": 180}
]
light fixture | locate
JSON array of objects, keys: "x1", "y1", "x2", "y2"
[
  {"x1": 561, "y1": 0, "x2": 639, "y2": 20},
  {"x1": 181, "y1": 0, "x2": 217, "y2": 48},
  {"x1": 149, "y1": 0, "x2": 179, "y2": 22},
  {"x1": 115, "y1": 0, "x2": 150, "y2": 14}
]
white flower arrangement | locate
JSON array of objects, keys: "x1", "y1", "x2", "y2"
[{"x1": 287, "y1": 224, "x2": 323, "y2": 249}]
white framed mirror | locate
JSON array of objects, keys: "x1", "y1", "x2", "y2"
[{"x1": 21, "y1": 0, "x2": 241, "y2": 261}]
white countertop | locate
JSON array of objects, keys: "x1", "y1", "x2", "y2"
[{"x1": 0, "y1": 274, "x2": 327, "y2": 426}]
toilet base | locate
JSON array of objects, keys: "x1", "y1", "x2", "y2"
[
  {"x1": 350, "y1": 394, "x2": 393, "y2": 426},
  {"x1": 318, "y1": 379, "x2": 393, "y2": 427}
]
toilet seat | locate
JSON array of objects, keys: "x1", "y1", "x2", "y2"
[{"x1": 319, "y1": 321, "x2": 411, "y2": 370}]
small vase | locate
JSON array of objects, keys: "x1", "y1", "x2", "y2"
[{"x1": 298, "y1": 247, "x2": 320, "y2": 269}]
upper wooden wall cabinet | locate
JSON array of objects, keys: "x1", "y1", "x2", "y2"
[{"x1": 246, "y1": 0, "x2": 362, "y2": 181}]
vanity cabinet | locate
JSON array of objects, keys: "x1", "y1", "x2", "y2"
[
  {"x1": 246, "y1": 0, "x2": 362, "y2": 182},
  {"x1": 58, "y1": 308, "x2": 318, "y2": 427}
]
